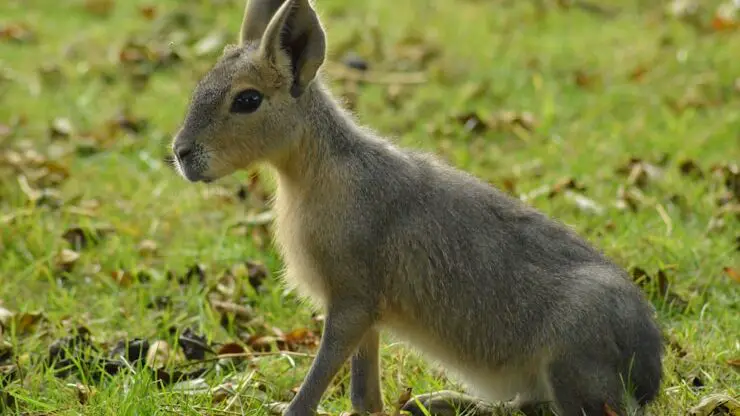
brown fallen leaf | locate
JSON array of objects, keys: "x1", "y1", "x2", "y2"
[
  {"x1": 245, "y1": 334, "x2": 288, "y2": 352},
  {"x1": 0, "y1": 22, "x2": 36, "y2": 43},
  {"x1": 14, "y1": 311, "x2": 44, "y2": 335},
  {"x1": 711, "y1": 2, "x2": 740, "y2": 32},
  {"x1": 0, "y1": 339, "x2": 13, "y2": 363},
  {"x1": 216, "y1": 342, "x2": 246, "y2": 356},
  {"x1": 146, "y1": 340, "x2": 171, "y2": 370},
  {"x1": 667, "y1": 335, "x2": 688, "y2": 358},
  {"x1": 109, "y1": 338, "x2": 149, "y2": 364},
  {"x1": 210, "y1": 300, "x2": 254, "y2": 322},
  {"x1": 62, "y1": 225, "x2": 113, "y2": 250},
  {"x1": 0, "y1": 307, "x2": 13, "y2": 329},
  {"x1": 137, "y1": 239, "x2": 158, "y2": 256},
  {"x1": 392, "y1": 32, "x2": 440, "y2": 69},
  {"x1": 83, "y1": 0, "x2": 114, "y2": 16},
  {"x1": 283, "y1": 328, "x2": 319, "y2": 349},
  {"x1": 454, "y1": 112, "x2": 488, "y2": 134},
  {"x1": 603, "y1": 403, "x2": 619, "y2": 416},
  {"x1": 178, "y1": 264, "x2": 207, "y2": 285},
  {"x1": 71, "y1": 383, "x2": 95, "y2": 404},
  {"x1": 615, "y1": 185, "x2": 645, "y2": 212},
  {"x1": 548, "y1": 177, "x2": 587, "y2": 198},
  {"x1": 0, "y1": 364, "x2": 19, "y2": 388},
  {"x1": 564, "y1": 190, "x2": 605, "y2": 215},
  {"x1": 685, "y1": 371, "x2": 704, "y2": 389},
  {"x1": 616, "y1": 157, "x2": 664, "y2": 188},
  {"x1": 57, "y1": 249, "x2": 80, "y2": 272},
  {"x1": 138, "y1": 5, "x2": 157, "y2": 20},
  {"x1": 629, "y1": 65, "x2": 649, "y2": 82},
  {"x1": 50, "y1": 117, "x2": 74, "y2": 139},
  {"x1": 392, "y1": 387, "x2": 413, "y2": 416},
  {"x1": 688, "y1": 393, "x2": 740, "y2": 416},
  {"x1": 176, "y1": 327, "x2": 213, "y2": 360},
  {"x1": 574, "y1": 70, "x2": 600, "y2": 88},
  {"x1": 106, "y1": 109, "x2": 148, "y2": 135},
  {"x1": 728, "y1": 358, "x2": 740, "y2": 370},
  {"x1": 679, "y1": 159, "x2": 704, "y2": 178},
  {"x1": 110, "y1": 270, "x2": 134, "y2": 287},
  {"x1": 723, "y1": 267, "x2": 740, "y2": 283}
]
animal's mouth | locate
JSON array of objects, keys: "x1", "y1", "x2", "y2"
[{"x1": 173, "y1": 155, "x2": 212, "y2": 183}]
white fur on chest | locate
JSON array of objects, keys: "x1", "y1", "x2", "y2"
[{"x1": 272, "y1": 185, "x2": 329, "y2": 308}]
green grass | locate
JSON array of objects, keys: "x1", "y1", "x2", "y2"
[{"x1": 1, "y1": 0, "x2": 739, "y2": 414}]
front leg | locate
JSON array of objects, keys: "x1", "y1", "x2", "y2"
[
  {"x1": 350, "y1": 329, "x2": 383, "y2": 413},
  {"x1": 285, "y1": 299, "x2": 375, "y2": 416}
]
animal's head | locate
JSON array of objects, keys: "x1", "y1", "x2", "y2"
[{"x1": 171, "y1": 0, "x2": 326, "y2": 183}]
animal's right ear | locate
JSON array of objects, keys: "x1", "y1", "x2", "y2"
[{"x1": 239, "y1": 0, "x2": 284, "y2": 45}]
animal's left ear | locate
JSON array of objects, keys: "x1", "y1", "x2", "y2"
[{"x1": 259, "y1": 0, "x2": 326, "y2": 97}]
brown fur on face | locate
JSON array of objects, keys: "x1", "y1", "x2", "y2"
[{"x1": 171, "y1": 0, "x2": 325, "y2": 182}]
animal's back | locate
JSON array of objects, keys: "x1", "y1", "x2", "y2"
[{"x1": 348, "y1": 146, "x2": 663, "y2": 403}]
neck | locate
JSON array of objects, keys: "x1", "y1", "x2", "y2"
[{"x1": 269, "y1": 79, "x2": 361, "y2": 190}]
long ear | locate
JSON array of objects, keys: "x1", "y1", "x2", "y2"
[
  {"x1": 239, "y1": 0, "x2": 284, "y2": 45},
  {"x1": 259, "y1": 0, "x2": 326, "y2": 98}
]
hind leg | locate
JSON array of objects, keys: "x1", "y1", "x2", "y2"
[{"x1": 547, "y1": 356, "x2": 627, "y2": 416}]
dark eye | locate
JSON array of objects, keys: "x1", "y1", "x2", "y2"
[{"x1": 230, "y1": 89, "x2": 263, "y2": 114}]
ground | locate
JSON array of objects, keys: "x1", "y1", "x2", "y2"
[{"x1": 0, "y1": 0, "x2": 739, "y2": 415}]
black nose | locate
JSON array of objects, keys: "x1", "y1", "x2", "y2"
[{"x1": 175, "y1": 144, "x2": 193, "y2": 161}]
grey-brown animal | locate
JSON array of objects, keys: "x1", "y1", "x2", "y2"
[{"x1": 170, "y1": 0, "x2": 664, "y2": 415}]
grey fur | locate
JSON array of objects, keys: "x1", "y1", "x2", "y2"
[{"x1": 170, "y1": 0, "x2": 664, "y2": 415}]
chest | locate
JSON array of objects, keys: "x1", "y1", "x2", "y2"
[{"x1": 271, "y1": 186, "x2": 342, "y2": 308}]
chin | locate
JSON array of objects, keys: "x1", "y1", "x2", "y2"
[{"x1": 175, "y1": 162, "x2": 212, "y2": 183}]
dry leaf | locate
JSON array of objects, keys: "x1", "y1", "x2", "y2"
[
  {"x1": 564, "y1": 190, "x2": 605, "y2": 215},
  {"x1": 57, "y1": 249, "x2": 80, "y2": 272},
  {"x1": 216, "y1": 342, "x2": 246, "y2": 356},
  {"x1": 138, "y1": 4, "x2": 157, "y2": 20},
  {"x1": 0, "y1": 339, "x2": 13, "y2": 363},
  {"x1": 679, "y1": 159, "x2": 704, "y2": 178},
  {"x1": 137, "y1": 239, "x2": 158, "y2": 256},
  {"x1": 50, "y1": 117, "x2": 74, "y2": 139},
  {"x1": 71, "y1": 383, "x2": 95, "y2": 404},
  {"x1": 62, "y1": 225, "x2": 112, "y2": 250},
  {"x1": 210, "y1": 300, "x2": 255, "y2": 322},
  {"x1": 574, "y1": 70, "x2": 599, "y2": 88},
  {"x1": 629, "y1": 66, "x2": 649, "y2": 82},
  {"x1": 723, "y1": 267, "x2": 740, "y2": 283},
  {"x1": 110, "y1": 270, "x2": 134, "y2": 287},
  {"x1": 688, "y1": 393, "x2": 740, "y2": 416},
  {"x1": 83, "y1": 0, "x2": 115, "y2": 16},
  {"x1": 0, "y1": 22, "x2": 36, "y2": 43},
  {"x1": 177, "y1": 327, "x2": 212, "y2": 360},
  {"x1": 109, "y1": 338, "x2": 149, "y2": 364},
  {"x1": 712, "y1": 2, "x2": 740, "y2": 31},
  {"x1": 392, "y1": 387, "x2": 413, "y2": 416},
  {"x1": 727, "y1": 358, "x2": 740, "y2": 370},
  {"x1": 616, "y1": 157, "x2": 664, "y2": 188},
  {"x1": 146, "y1": 340, "x2": 171, "y2": 369},
  {"x1": 283, "y1": 328, "x2": 319, "y2": 349},
  {"x1": 246, "y1": 335, "x2": 283, "y2": 352},
  {"x1": 603, "y1": 403, "x2": 619, "y2": 416},
  {"x1": 0, "y1": 307, "x2": 13, "y2": 329}
]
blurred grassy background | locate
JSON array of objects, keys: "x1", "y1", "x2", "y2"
[{"x1": 1, "y1": 0, "x2": 739, "y2": 414}]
